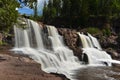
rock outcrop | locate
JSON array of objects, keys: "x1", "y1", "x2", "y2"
[
  {"x1": 58, "y1": 28, "x2": 82, "y2": 60},
  {"x1": 57, "y1": 27, "x2": 120, "y2": 60}
]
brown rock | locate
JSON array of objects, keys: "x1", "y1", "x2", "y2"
[
  {"x1": 105, "y1": 48, "x2": 119, "y2": 59},
  {"x1": 57, "y1": 28, "x2": 82, "y2": 60},
  {"x1": 0, "y1": 45, "x2": 69, "y2": 80}
]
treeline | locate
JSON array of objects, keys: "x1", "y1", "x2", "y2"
[{"x1": 42, "y1": 0, "x2": 120, "y2": 28}]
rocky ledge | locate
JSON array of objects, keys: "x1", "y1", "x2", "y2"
[{"x1": 0, "y1": 46, "x2": 68, "y2": 80}]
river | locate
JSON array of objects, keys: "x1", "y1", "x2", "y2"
[{"x1": 71, "y1": 66, "x2": 120, "y2": 80}]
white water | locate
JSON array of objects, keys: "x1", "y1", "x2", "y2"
[
  {"x1": 88, "y1": 33, "x2": 102, "y2": 50},
  {"x1": 13, "y1": 19, "x2": 120, "y2": 80},
  {"x1": 29, "y1": 20, "x2": 44, "y2": 49},
  {"x1": 78, "y1": 32, "x2": 120, "y2": 66},
  {"x1": 23, "y1": 30, "x2": 30, "y2": 47},
  {"x1": 82, "y1": 48, "x2": 112, "y2": 66},
  {"x1": 13, "y1": 19, "x2": 83, "y2": 80},
  {"x1": 77, "y1": 33, "x2": 89, "y2": 48}
]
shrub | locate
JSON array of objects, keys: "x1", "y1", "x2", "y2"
[
  {"x1": 86, "y1": 27, "x2": 101, "y2": 34},
  {"x1": 102, "y1": 28, "x2": 111, "y2": 36}
]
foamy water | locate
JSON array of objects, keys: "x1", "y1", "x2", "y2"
[{"x1": 12, "y1": 19, "x2": 120, "y2": 80}]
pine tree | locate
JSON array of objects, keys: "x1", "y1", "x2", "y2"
[
  {"x1": 0, "y1": 0, "x2": 19, "y2": 32},
  {"x1": 61, "y1": 0, "x2": 71, "y2": 17},
  {"x1": 42, "y1": 0, "x2": 120, "y2": 27}
]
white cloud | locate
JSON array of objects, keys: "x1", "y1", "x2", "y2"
[{"x1": 37, "y1": 0, "x2": 48, "y2": 15}]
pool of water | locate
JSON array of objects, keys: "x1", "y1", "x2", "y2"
[{"x1": 70, "y1": 66, "x2": 120, "y2": 80}]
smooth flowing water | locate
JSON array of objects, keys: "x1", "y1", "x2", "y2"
[
  {"x1": 13, "y1": 19, "x2": 83, "y2": 80},
  {"x1": 77, "y1": 33, "x2": 120, "y2": 66},
  {"x1": 13, "y1": 19, "x2": 120, "y2": 80},
  {"x1": 74, "y1": 66, "x2": 120, "y2": 80}
]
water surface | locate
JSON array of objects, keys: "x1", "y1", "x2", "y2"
[{"x1": 72, "y1": 66, "x2": 120, "y2": 80}]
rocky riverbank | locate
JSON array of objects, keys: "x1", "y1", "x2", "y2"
[{"x1": 0, "y1": 46, "x2": 68, "y2": 80}]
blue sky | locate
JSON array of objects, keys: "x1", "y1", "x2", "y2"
[
  {"x1": 18, "y1": 0, "x2": 48, "y2": 15},
  {"x1": 18, "y1": 7, "x2": 34, "y2": 15},
  {"x1": 37, "y1": 0, "x2": 49, "y2": 15}
]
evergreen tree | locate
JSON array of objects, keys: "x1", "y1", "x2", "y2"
[
  {"x1": 61, "y1": 0, "x2": 71, "y2": 17},
  {"x1": 42, "y1": 0, "x2": 120, "y2": 27},
  {"x1": 53, "y1": 0, "x2": 61, "y2": 16},
  {"x1": 0, "y1": 0, "x2": 19, "y2": 32},
  {"x1": 43, "y1": 1, "x2": 49, "y2": 22}
]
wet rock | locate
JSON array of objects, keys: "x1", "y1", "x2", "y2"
[
  {"x1": 0, "y1": 52, "x2": 68, "y2": 80},
  {"x1": 58, "y1": 28, "x2": 82, "y2": 60},
  {"x1": 0, "y1": 55, "x2": 7, "y2": 61},
  {"x1": 99, "y1": 34, "x2": 118, "y2": 49},
  {"x1": 105, "y1": 48, "x2": 119, "y2": 59}
]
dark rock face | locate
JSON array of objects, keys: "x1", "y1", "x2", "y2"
[
  {"x1": 105, "y1": 48, "x2": 119, "y2": 59},
  {"x1": 99, "y1": 35, "x2": 118, "y2": 48},
  {"x1": 58, "y1": 28, "x2": 82, "y2": 60},
  {"x1": 57, "y1": 27, "x2": 120, "y2": 60}
]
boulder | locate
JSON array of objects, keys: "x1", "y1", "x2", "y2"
[
  {"x1": 98, "y1": 34, "x2": 118, "y2": 49},
  {"x1": 105, "y1": 48, "x2": 119, "y2": 59}
]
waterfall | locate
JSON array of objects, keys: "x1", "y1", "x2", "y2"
[
  {"x1": 13, "y1": 19, "x2": 82, "y2": 80},
  {"x1": 78, "y1": 32, "x2": 113, "y2": 66},
  {"x1": 14, "y1": 25, "x2": 30, "y2": 48},
  {"x1": 77, "y1": 33, "x2": 90, "y2": 48},
  {"x1": 13, "y1": 19, "x2": 120, "y2": 80},
  {"x1": 23, "y1": 30, "x2": 30, "y2": 47},
  {"x1": 47, "y1": 25, "x2": 64, "y2": 48},
  {"x1": 29, "y1": 20, "x2": 44, "y2": 49},
  {"x1": 88, "y1": 33, "x2": 102, "y2": 50},
  {"x1": 47, "y1": 25, "x2": 80, "y2": 62}
]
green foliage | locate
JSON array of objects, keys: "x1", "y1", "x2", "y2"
[
  {"x1": 61, "y1": 0, "x2": 71, "y2": 17},
  {"x1": 0, "y1": 41, "x2": 8, "y2": 46},
  {"x1": 102, "y1": 28, "x2": 111, "y2": 36},
  {"x1": 42, "y1": 0, "x2": 58, "y2": 23},
  {"x1": 0, "y1": 41, "x2": 2, "y2": 45},
  {"x1": 0, "y1": 0, "x2": 19, "y2": 32},
  {"x1": 42, "y1": 0, "x2": 120, "y2": 27},
  {"x1": 86, "y1": 27, "x2": 101, "y2": 34}
]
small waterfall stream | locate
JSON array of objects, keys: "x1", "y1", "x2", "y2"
[
  {"x1": 77, "y1": 32, "x2": 120, "y2": 66},
  {"x1": 13, "y1": 19, "x2": 120, "y2": 80}
]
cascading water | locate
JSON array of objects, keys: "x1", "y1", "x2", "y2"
[
  {"x1": 87, "y1": 33, "x2": 102, "y2": 50},
  {"x1": 77, "y1": 32, "x2": 120, "y2": 66},
  {"x1": 13, "y1": 19, "x2": 82, "y2": 80},
  {"x1": 47, "y1": 25, "x2": 79, "y2": 62},
  {"x1": 13, "y1": 18, "x2": 120, "y2": 80},
  {"x1": 77, "y1": 32, "x2": 111, "y2": 66},
  {"x1": 29, "y1": 20, "x2": 44, "y2": 49}
]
